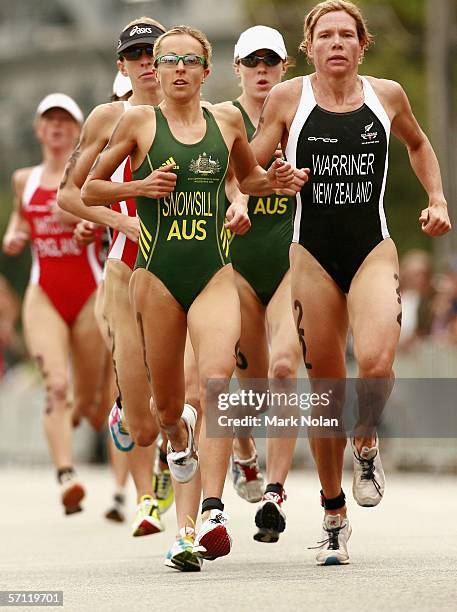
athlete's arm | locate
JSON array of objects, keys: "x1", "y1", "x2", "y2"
[
  {"x1": 57, "y1": 103, "x2": 142, "y2": 235},
  {"x1": 224, "y1": 164, "x2": 251, "y2": 235},
  {"x1": 217, "y1": 105, "x2": 308, "y2": 196},
  {"x1": 382, "y1": 80, "x2": 451, "y2": 236},
  {"x1": 2, "y1": 168, "x2": 31, "y2": 256},
  {"x1": 82, "y1": 107, "x2": 177, "y2": 205},
  {"x1": 249, "y1": 82, "x2": 292, "y2": 167}
]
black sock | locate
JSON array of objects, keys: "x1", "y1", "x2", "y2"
[
  {"x1": 57, "y1": 466, "x2": 75, "y2": 484},
  {"x1": 201, "y1": 497, "x2": 224, "y2": 513},
  {"x1": 159, "y1": 448, "x2": 168, "y2": 464},
  {"x1": 265, "y1": 482, "x2": 283, "y2": 496}
]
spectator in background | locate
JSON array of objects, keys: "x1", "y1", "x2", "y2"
[
  {"x1": 398, "y1": 249, "x2": 435, "y2": 351},
  {"x1": 0, "y1": 274, "x2": 20, "y2": 378}
]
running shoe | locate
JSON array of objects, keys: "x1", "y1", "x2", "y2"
[
  {"x1": 152, "y1": 468, "x2": 174, "y2": 514},
  {"x1": 164, "y1": 526, "x2": 203, "y2": 572},
  {"x1": 105, "y1": 493, "x2": 125, "y2": 523},
  {"x1": 351, "y1": 437, "x2": 385, "y2": 507},
  {"x1": 59, "y1": 471, "x2": 85, "y2": 515},
  {"x1": 193, "y1": 510, "x2": 232, "y2": 560},
  {"x1": 231, "y1": 452, "x2": 264, "y2": 503},
  {"x1": 131, "y1": 495, "x2": 164, "y2": 537},
  {"x1": 109, "y1": 399, "x2": 134, "y2": 452},
  {"x1": 167, "y1": 404, "x2": 198, "y2": 483},
  {"x1": 312, "y1": 513, "x2": 352, "y2": 566},
  {"x1": 254, "y1": 489, "x2": 286, "y2": 543}
]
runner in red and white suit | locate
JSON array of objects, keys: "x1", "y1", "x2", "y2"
[{"x1": 2, "y1": 93, "x2": 111, "y2": 516}]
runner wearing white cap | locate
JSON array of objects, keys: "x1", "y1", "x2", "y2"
[{"x1": 223, "y1": 26, "x2": 300, "y2": 543}]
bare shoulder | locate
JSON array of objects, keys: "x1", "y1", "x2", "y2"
[
  {"x1": 365, "y1": 77, "x2": 407, "y2": 106},
  {"x1": 83, "y1": 102, "x2": 125, "y2": 140},
  {"x1": 211, "y1": 102, "x2": 244, "y2": 128},
  {"x1": 12, "y1": 166, "x2": 35, "y2": 193},
  {"x1": 266, "y1": 77, "x2": 303, "y2": 108}
]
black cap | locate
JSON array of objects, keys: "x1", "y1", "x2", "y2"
[{"x1": 117, "y1": 23, "x2": 165, "y2": 54}]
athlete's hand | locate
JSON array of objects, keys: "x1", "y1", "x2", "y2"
[
  {"x1": 267, "y1": 159, "x2": 310, "y2": 196},
  {"x1": 117, "y1": 216, "x2": 140, "y2": 243},
  {"x1": 74, "y1": 220, "x2": 97, "y2": 246},
  {"x1": 2, "y1": 230, "x2": 29, "y2": 256},
  {"x1": 420, "y1": 198, "x2": 452, "y2": 236},
  {"x1": 138, "y1": 163, "x2": 177, "y2": 199},
  {"x1": 225, "y1": 201, "x2": 251, "y2": 235}
]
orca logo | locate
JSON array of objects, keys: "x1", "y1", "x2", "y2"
[{"x1": 308, "y1": 136, "x2": 338, "y2": 143}]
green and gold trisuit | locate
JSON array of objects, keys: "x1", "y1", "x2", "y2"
[
  {"x1": 133, "y1": 106, "x2": 231, "y2": 312},
  {"x1": 230, "y1": 100, "x2": 294, "y2": 305}
]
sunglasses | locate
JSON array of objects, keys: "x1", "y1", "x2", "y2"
[
  {"x1": 154, "y1": 54, "x2": 207, "y2": 68},
  {"x1": 239, "y1": 52, "x2": 282, "y2": 67},
  {"x1": 121, "y1": 45, "x2": 154, "y2": 61}
]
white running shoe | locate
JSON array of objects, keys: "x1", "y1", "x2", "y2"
[
  {"x1": 193, "y1": 510, "x2": 232, "y2": 560},
  {"x1": 231, "y1": 453, "x2": 264, "y2": 503},
  {"x1": 131, "y1": 495, "x2": 164, "y2": 537},
  {"x1": 167, "y1": 404, "x2": 198, "y2": 484},
  {"x1": 313, "y1": 514, "x2": 352, "y2": 566},
  {"x1": 351, "y1": 437, "x2": 385, "y2": 507}
]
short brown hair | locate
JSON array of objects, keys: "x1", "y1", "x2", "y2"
[
  {"x1": 154, "y1": 25, "x2": 212, "y2": 67},
  {"x1": 300, "y1": 1, "x2": 372, "y2": 57}
]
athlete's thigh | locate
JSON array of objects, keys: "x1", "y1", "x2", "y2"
[
  {"x1": 266, "y1": 269, "x2": 301, "y2": 375},
  {"x1": 23, "y1": 284, "x2": 71, "y2": 378},
  {"x1": 188, "y1": 265, "x2": 240, "y2": 380},
  {"x1": 233, "y1": 270, "x2": 269, "y2": 379},
  {"x1": 290, "y1": 243, "x2": 348, "y2": 377},
  {"x1": 93, "y1": 280, "x2": 109, "y2": 347},
  {"x1": 103, "y1": 260, "x2": 151, "y2": 415},
  {"x1": 130, "y1": 267, "x2": 187, "y2": 406},
  {"x1": 348, "y1": 238, "x2": 401, "y2": 368},
  {"x1": 70, "y1": 291, "x2": 108, "y2": 402}
]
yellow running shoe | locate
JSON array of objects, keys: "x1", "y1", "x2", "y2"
[
  {"x1": 152, "y1": 469, "x2": 174, "y2": 514},
  {"x1": 131, "y1": 495, "x2": 164, "y2": 537}
]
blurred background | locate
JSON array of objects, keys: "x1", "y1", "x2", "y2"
[{"x1": 0, "y1": 0, "x2": 456, "y2": 470}]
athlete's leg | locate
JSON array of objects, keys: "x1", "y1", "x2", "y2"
[
  {"x1": 233, "y1": 271, "x2": 268, "y2": 453},
  {"x1": 104, "y1": 260, "x2": 159, "y2": 446},
  {"x1": 172, "y1": 335, "x2": 201, "y2": 529},
  {"x1": 23, "y1": 285, "x2": 73, "y2": 469},
  {"x1": 290, "y1": 244, "x2": 349, "y2": 506},
  {"x1": 70, "y1": 292, "x2": 111, "y2": 431},
  {"x1": 346, "y1": 239, "x2": 399, "y2": 508},
  {"x1": 187, "y1": 265, "x2": 240, "y2": 503},
  {"x1": 348, "y1": 238, "x2": 400, "y2": 446},
  {"x1": 129, "y1": 267, "x2": 189, "y2": 452},
  {"x1": 265, "y1": 269, "x2": 301, "y2": 486}
]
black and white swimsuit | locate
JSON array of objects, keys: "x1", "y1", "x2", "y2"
[{"x1": 285, "y1": 75, "x2": 391, "y2": 293}]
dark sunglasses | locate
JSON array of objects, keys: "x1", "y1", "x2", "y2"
[
  {"x1": 121, "y1": 45, "x2": 154, "y2": 61},
  {"x1": 239, "y1": 52, "x2": 282, "y2": 67}
]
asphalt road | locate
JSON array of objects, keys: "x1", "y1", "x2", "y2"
[{"x1": 0, "y1": 466, "x2": 456, "y2": 612}]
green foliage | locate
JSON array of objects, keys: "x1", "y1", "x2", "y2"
[{"x1": 0, "y1": 192, "x2": 31, "y2": 298}]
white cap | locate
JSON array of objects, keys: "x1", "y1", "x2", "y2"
[
  {"x1": 234, "y1": 25, "x2": 287, "y2": 61},
  {"x1": 36, "y1": 93, "x2": 84, "y2": 124},
  {"x1": 113, "y1": 72, "x2": 132, "y2": 98}
]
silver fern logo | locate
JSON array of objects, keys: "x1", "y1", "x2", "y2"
[
  {"x1": 361, "y1": 122, "x2": 378, "y2": 141},
  {"x1": 189, "y1": 153, "x2": 221, "y2": 175}
]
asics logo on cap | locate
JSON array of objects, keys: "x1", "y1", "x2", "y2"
[{"x1": 130, "y1": 25, "x2": 154, "y2": 36}]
